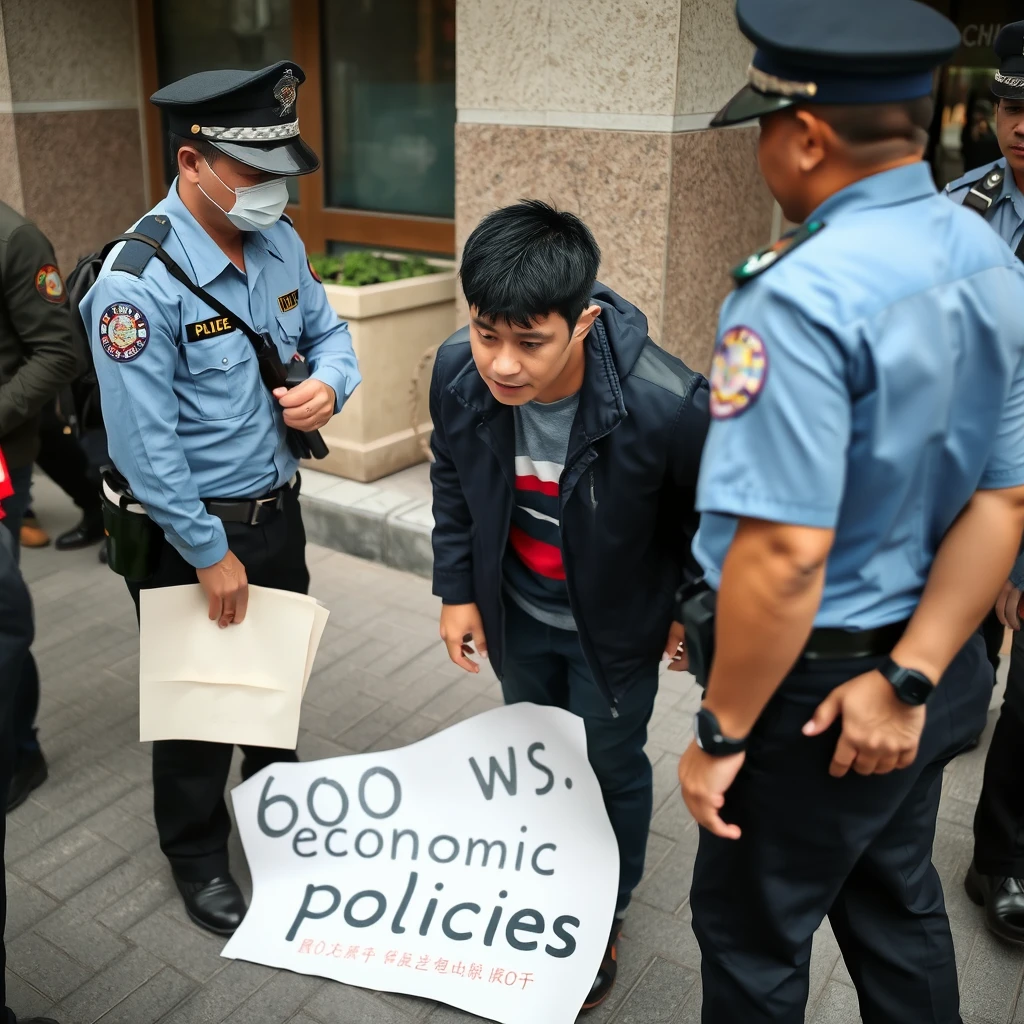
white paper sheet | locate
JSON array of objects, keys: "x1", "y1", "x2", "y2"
[{"x1": 138, "y1": 584, "x2": 329, "y2": 749}]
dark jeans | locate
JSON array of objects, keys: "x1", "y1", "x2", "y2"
[
  {"x1": 0, "y1": 524, "x2": 35, "y2": 1023},
  {"x1": 0, "y1": 464, "x2": 40, "y2": 757},
  {"x1": 126, "y1": 481, "x2": 308, "y2": 882},
  {"x1": 690, "y1": 635, "x2": 990, "y2": 1024},
  {"x1": 974, "y1": 627, "x2": 1024, "y2": 877},
  {"x1": 500, "y1": 599, "x2": 657, "y2": 913}
]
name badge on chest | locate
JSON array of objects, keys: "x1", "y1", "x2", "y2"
[{"x1": 186, "y1": 315, "x2": 236, "y2": 341}]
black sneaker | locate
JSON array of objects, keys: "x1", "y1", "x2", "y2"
[
  {"x1": 7, "y1": 748, "x2": 48, "y2": 812},
  {"x1": 581, "y1": 916, "x2": 624, "y2": 1013}
]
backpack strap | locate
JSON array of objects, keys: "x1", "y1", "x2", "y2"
[
  {"x1": 109, "y1": 214, "x2": 173, "y2": 276},
  {"x1": 963, "y1": 165, "x2": 1006, "y2": 217}
]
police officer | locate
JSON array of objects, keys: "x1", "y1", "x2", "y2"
[
  {"x1": 81, "y1": 63, "x2": 360, "y2": 935},
  {"x1": 676, "y1": 1, "x2": 1024, "y2": 1020},
  {"x1": 0, "y1": 203, "x2": 79, "y2": 812},
  {"x1": 945, "y1": 21, "x2": 1024, "y2": 946}
]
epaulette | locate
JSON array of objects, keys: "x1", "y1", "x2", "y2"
[
  {"x1": 963, "y1": 165, "x2": 1006, "y2": 216},
  {"x1": 110, "y1": 214, "x2": 173, "y2": 277},
  {"x1": 731, "y1": 221, "x2": 825, "y2": 287}
]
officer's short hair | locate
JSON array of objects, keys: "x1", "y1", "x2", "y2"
[
  {"x1": 460, "y1": 200, "x2": 601, "y2": 332},
  {"x1": 168, "y1": 132, "x2": 222, "y2": 167},
  {"x1": 811, "y1": 97, "x2": 934, "y2": 148}
]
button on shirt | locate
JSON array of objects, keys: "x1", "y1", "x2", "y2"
[
  {"x1": 694, "y1": 163, "x2": 1024, "y2": 629},
  {"x1": 81, "y1": 181, "x2": 360, "y2": 568},
  {"x1": 945, "y1": 157, "x2": 1024, "y2": 255}
]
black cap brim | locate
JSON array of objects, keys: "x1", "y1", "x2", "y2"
[
  {"x1": 209, "y1": 136, "x2": 320, "y2": 176},
  {"x1": 992, "y1": 79, "x2": 1024, "y2": 102},
  {"x1": 711, "y1": 84, "x2": 796, "y2": 127}
]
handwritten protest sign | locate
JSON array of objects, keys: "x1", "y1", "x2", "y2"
[{"x1": 222, "y1": 703, "x2": 619, "y2": 1023}]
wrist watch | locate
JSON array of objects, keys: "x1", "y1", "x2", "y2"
[
  {"x1": 694, "y1": 706, "x2": 747, "y2": 756},
  {"x1": 878, "y1": 657, "x2": 935, "y2": 706}
]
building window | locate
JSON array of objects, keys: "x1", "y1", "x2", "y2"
[
  {"x1": 320, "y1": 0, "x2": 456, "y2": 219},
  {"x1": 152, "y1": 0, "x2": 296, "y2": 195}
]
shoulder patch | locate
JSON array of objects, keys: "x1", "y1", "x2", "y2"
[
  {"x1": 35, "y1": 264, "x2": 65, "y2": 304},
  {"x1": 306, "y1": 258, "x2": 322, "y2": 283},
  {"x1": 709, "y1": 326, "x2": 768, "y2": 420},
  {"x1": 278, "y1": 288, "x2": 299, "y2": 312},
  {"x1": 99, "y1": 302, "x2": 149, "y2": 362},
  {"x1": 731, "y1": 221, "x2": 825, "y2": 286}
]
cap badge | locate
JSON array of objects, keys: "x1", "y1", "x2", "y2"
[{"x1": 274, "y1": 69, "x2": 300, "y2": 117}]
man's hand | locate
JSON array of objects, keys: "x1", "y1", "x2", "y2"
[
  {"x1": 273, "y1": 378, "x2": 336, "y2": 431},
  {"x1": 664, "y1": 621, "x2": 689, "y2": 672},
  {"x1": 995, "y1": 579, "x2": 1023, "y2": 631},
  {"x1": 440, "y1": 603, "x2": 487, "y2": 673},
  {"x1": 678, "y1": 741, "x2": 745, "y2": 840},
  {"x1": 196, "y1": 550, "x2": 248, "y2": 628},
  {"x1": 803, "y1": 670, "x2": 925, "y2": 777}
]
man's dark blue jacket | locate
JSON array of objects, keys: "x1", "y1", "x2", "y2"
[{"x1": 429, "y1": 285, "x2": 711, "y2": 711}]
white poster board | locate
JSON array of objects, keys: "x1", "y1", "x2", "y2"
[{"x1": 223, "y1": 703, "x2": 619, "y2": 1024}]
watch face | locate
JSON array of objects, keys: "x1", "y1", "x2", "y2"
[{"x1": 902, "y1": 673, "x2": 934, "y2": 705}]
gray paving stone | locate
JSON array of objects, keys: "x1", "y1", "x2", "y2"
[
  {"x1": 3, "y1": 872, "x2": 59, "y2": 938},
  {"x1": 158, "y1": 958, "x2": 277, "y2": 1024},
  {"x1": 960, "y1": 929, "x2": 1024, "y2": 1023},
  {"x1": 302, "y1": 982, "x2": 419, "y2": 1023},
  {"x1": 34, "y1": 905, "x2": 128, "y2": 971},
  {"x1": 612, "y1": 957, "x2": 698, "y2": 1023},
  {"x1": 37, "y1": 837, "x2": 129, "y2": 901},
  {"x1": 52, "y1": 945, "x2": 164, "y2": 1023},
  {"x1": 96, "y1": 967, "x2": 197, "y2": 1024},
  {"x1": 808, "y1": 980, "x2": 862, "y2": 1023},
  {"x1": 126, "y1": 911, "x2": 232, "y2": 982},
  {"x1": 6, "y1": 931, "x2": 93, "y2": 1001},
  {"x1": 222, "y1": 969, "x2": 326, "y2": 1024},
  {"x1": 4, "y1": 968, "x2": 54, "y2": 1020}
]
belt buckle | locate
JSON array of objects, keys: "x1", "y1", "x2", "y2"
[{"x1": 250, "y1": 495, "x2": 277, "y2": 526}]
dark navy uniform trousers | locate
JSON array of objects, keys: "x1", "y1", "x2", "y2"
[
  {"x1": 126, "y1": 481, "x2": 307, "y2": 881},
  {"x1": 690, "y1": 634, "x2": 990, "y2": 1024}
]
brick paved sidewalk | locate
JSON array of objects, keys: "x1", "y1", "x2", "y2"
[{"x1": 5, "y1": 474, "x2": 1022, "y2": 1024}]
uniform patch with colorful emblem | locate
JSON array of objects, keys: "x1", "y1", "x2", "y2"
[
  {"x1": 710, "y1": 326, "x2": 768, "y2": 420},
  {"x1": 306, "y1": 258, "x2": 322, "y2": 283},
  {"x1": 731, "y1": 221, "x2": 825, "y2": 287},
  {"x1": 99, "y1": 303, "x2": 149, "y2": 362},
  {"x1": 35, "y1": 264, "x2": 65, "y2": 304},
  {"x1": 277, "y1": 288, "x2": 299, "y2": 312}
]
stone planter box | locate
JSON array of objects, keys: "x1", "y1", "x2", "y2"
[{"x1": 313, "y1": 263, "x2": 457, "y2": 482}]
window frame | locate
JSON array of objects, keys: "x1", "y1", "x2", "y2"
[{"x1": 136, "y1": 0, "x2": 455, "y2": 256}]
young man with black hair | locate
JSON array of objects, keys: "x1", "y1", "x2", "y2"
[{"x1": 429, "y1": 199, "x2": 710, "y2": 1010}]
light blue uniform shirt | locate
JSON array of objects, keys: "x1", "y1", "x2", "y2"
[
  {"x1": 694, "y1": 163, "x2": 1024, "y2": 629},
  {"x1": 946, "y1": 157, "x2": 1024, "y2": 590},
  {"x1": 81, "y1": 181, "x2": 360, "y2": 568},
  {"x1": 945, "y1": 157, "x2": 1024, "y2": 255}
]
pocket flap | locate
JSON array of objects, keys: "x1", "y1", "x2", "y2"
[{"x1": 184, "y1": 338, "x2": 253, "y2": 375}]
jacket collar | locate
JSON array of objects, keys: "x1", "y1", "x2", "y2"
[{"x1": 451, "y1": 318, "x2": 628, "y2": 443}]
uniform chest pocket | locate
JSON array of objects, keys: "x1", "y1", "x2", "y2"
[
  {"x1": 276, "y1": 308, "x2": 302, "y2": 352},
  {"x1": 183, "y1": 336, "x2": 260, "y2": 421}
]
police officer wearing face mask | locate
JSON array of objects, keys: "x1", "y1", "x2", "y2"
[{"x1": 80, "y1": 63, "x2": 360, "y2": 935}]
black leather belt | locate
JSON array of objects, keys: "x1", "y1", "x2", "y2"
[
  {"x1": 802, "y1": 619, "x2": 909, "y2": 661},
  {"x1": 203, "y1": 478, "x2": 294, "y2": 526}
]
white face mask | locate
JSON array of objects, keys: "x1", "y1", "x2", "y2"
[{"x1": 198, "y1": 158, "x2": 289, "y2": 231}]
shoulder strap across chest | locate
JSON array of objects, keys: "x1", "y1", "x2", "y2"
[{"x1": 963, "y1": 165, "x2": 1006, "y2": 217}]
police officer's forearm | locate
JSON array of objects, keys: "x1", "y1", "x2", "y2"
[
  {"x1": 704, "y1": 518, "x2": 833, "y2": 738},
  {"x1": 890, "y1": 485, "x2": 1024, "y2": 684}
]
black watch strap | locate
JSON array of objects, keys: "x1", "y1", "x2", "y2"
[
  {"x1": 879, "y1": 657, "x2": 935, "y2": 706},
  {"x1": 694, "y1": 707, "x2": 747, "y2": 756}
]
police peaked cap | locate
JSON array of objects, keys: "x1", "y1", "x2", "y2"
[
  {"x1": 712, "y1": 0, "x2": 961, "y2": 127},
  {"x1": 151, "y1": 60, "x2": 319, "y2": 176},
  {"x1": 992, "y1": 22, "x2": 1024, "y2": 101}
]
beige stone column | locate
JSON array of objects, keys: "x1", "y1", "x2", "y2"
[
  {"x1": 0, "y1": 0, "x2": 147, "y2": 271},
  {"x1": 455, "y1": 0, "x2": 775, "y2": 371}
]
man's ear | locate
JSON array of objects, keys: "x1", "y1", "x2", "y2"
[
  {"x1": 177, "y1": 145, "x2": 203, "y2": 184},
  {"x1": 572, "y1": 304, "x2": 601, "y2": 342},
  {"x1": 792, "y1": 110, "x2": 828, "y2": 174}
]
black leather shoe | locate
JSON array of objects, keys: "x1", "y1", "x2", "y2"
[
  {"x1": 581, "y1": 916, "x2": 624, "y2": 1012},
  {"x1": 7, "y1": 748, "x2": 48, "y2": 812},
  {"x1": 55, "y1": 508, "x2": 105, "y2": 551},
  {"x1": 965, "y1": 860, "x2": 1024, "y2": 943},
  {"x1": 174, "y1": 873, "x2": 247, "y2": 936}
]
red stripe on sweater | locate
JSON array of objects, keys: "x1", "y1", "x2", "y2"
[
  {"x1": 516, "y1": 474, "x2": 560, "y2": 498},
  {"x1": 509, "y1": 524, "x2": 565, "y2": 580}
]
